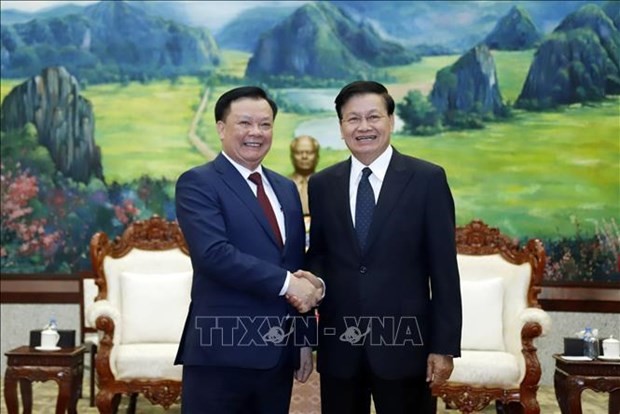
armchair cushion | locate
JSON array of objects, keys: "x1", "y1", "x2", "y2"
[
  {"x1": 116, "y1": 343, "x2": 182, "y2": 380},
  {"x1": 449, "y1": 350, "x2": 520, "y2": 387},
  {"x1": 460, "y1": 277, "x2": 504, "y2": 351},
  {"x1": 120, "y1": 271, "x2": 192, "y2": 344}
]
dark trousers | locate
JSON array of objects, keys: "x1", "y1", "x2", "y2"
[
  {"x1": 320, "y1": 352, "x2": 436, "y2": 414},
  {"x1": 181, "y1": 346, "x2": 294, "y2": 414}
]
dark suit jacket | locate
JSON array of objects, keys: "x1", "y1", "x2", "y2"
[
  {"x1": 174, "y1": 153, "x2": 308, "y2": 370},
  {"x1": 307, "y1": 147, "x2": 462, "y2": 380}
]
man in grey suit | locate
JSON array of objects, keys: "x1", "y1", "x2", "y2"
[{"x1": 306, "y1": 81, "x2": 462, "y2": 413}]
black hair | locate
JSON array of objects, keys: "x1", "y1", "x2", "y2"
[
  {"x1": 334, "y1": 81, "x2": 395, "y2": 120},
  {"x1": 214, "y1": 86, "x2": 278, "y2": 122}
]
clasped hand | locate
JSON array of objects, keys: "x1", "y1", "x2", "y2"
[{"x1": 285, "y1": 270, "x2": 323, "y2": 313}]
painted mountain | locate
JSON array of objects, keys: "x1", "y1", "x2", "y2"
[
  {"x1": 245, "y1": 2, "x2": 418, "y2": 81},
  {"x1": 602, "y1": 1, "x2": 620, "y2": 28},
  {"x1": 1, "y1": 67, "x2": 103, "y2": 184},
  {"x1": 516, "y1": 3, "x2": 620, "y2": 108},
  {"x1": 483, "y1": 5, "x2": 542, "y2": 50},
  {"x1": 429, "y1": 45, "x2": 505, "y2": 117},
  {"x1": 215, "y1": 5, "x2": 302, "y2": 52},
  {"x1": 0, "y1": 0, "x2": 220, "y2": 84},
  {"x1": 2, "y1": 1, "x2": 608, "y2": 57},
  {"x1": 333, "y1": 1, "x2": 604, "y2": 51}
]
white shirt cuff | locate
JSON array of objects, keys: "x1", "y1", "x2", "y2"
[
  {"x1": 317, "y1": 277, "x2": 326, "y2": 300},
  {"x1": 279, "y1": 272, "x2": 292, "y2": 296}
]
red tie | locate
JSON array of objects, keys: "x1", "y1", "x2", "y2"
[{"x1": 248, "y1": 172, "x2": 283, "y2": 248}]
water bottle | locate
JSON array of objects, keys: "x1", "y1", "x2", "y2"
[
  {"x1": 583, "y1": 327, "x2": 598, "y2": 359},
  {"x1": 48, "y1": 317, "x2": 58, "y2": 331},
  {"x1": 40, "y1": 317, "x2": 60, "y2": 349}
]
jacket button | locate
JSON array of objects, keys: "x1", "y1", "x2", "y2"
[{"x1": 359, "y1": 266, "x2": 367, "y2": 274}]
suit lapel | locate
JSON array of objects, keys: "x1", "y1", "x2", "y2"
[
  {"x1": 214, "y1": 154, "x2": 282, "y2": 249},
  {"x1": 263, "y1": 168, "x2": 294, "y2": 252},
  {"x1": 364, "y1": 150, "x2": 415, "y2": 253},
  {"x1": 332, "y1": 159, "x2": 362, "y2": 256}
]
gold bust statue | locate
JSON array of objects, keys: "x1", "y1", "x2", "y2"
[{"x1": 289, "y1": 135, "x2": 320, "y2": 215}]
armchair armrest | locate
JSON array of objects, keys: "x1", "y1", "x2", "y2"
[
  {"x1": 517, "y1": 307, "x2": 551, "y2": 393},
  {"x1": 519, "y1": 307, "x2": 551, "y2": 337},
  {"x1": 87, "y1": 300, "x2": 121, "y2": 382},
  {"x1": 87, "y1": 299, "x2": 120, "y2": 329},
  {"x1": 87, "y1": 300, "x2": 121, "y2": 344}
]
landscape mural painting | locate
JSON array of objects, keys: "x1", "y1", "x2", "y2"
[{"x1": 1, "y1": 0, "x2": 618, "y2": 284}]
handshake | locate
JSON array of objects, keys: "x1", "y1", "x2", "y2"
[{"x1": 285, "y1": 270, "x2": 324, "y2": 313}]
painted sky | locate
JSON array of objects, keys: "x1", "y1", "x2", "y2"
[
  {"x1": 0, "y1": 0, "x2": 309, "y2": 31},
  {"x1": 1, "y1": 1, "x2": 97, "y2": 12}
]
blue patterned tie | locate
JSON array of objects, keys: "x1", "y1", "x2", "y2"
[{"x1": 355, "y1": 167, "x2": 375, "y2": 250}]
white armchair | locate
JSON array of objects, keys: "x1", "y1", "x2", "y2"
[
  {"x1": 432, "y1": 220, "x2": 551, "y2": 414},
  {"x1": 87, "y1": 216, "x2": 192, "y2": 414}
]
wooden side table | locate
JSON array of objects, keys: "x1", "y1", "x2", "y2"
[
  {"x1": 553, "y1": 354, "x2": 620, "y2": 414},
  {"x1": 4, "y1": 345, "x2": 85, "y2": 414}
]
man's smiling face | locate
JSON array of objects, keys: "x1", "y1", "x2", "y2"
[
  {"x1": 339, "y1": 93, "x2": 394, "y2": 166},
  {"x1": 217, "y1": 97, "x2": 274, "y2": 171}
]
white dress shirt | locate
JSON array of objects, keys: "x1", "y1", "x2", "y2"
[
  {"x1": 222, "y1": 152, "x2": 290, "y2": 294},
  {"x1": 349, "y1": 146, "x2": 393, "y2": 226}
]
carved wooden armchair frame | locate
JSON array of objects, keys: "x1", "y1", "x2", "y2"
[
  {"x1": 432, "y1": 220, "x2": 549, "y2": 414},
  {"x1": 88, "y1": 216, "x2": 190, "y2": 414}
]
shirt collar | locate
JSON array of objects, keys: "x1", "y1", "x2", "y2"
[
  {"x1": 222, "y1": 151, "x2": 265, "y2": 180},
  {"x1": 350, "y1": 145, "x2": 393, "y2": 182}
]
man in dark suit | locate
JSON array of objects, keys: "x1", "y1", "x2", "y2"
[
  {"x1": 306, "y1": 81, "x2": 462, "y2": 413},
  {"x1": 175, "y1": 86, "x2": 323, "y2": 413}
]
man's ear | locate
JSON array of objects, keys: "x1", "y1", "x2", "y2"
[{"x1": 216, "y1": 121, "x2": 225, "y2": 140}]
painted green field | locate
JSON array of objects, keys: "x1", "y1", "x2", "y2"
[
  {"x1": 390, "y1": 101, "x2": 620, "y2": 237},
  {"x1": 84, "y1": 78, "x2": 208, "y2": 181},
  {"x1": 1, "y1": 49, "x2": 618, "y2": 238}
]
